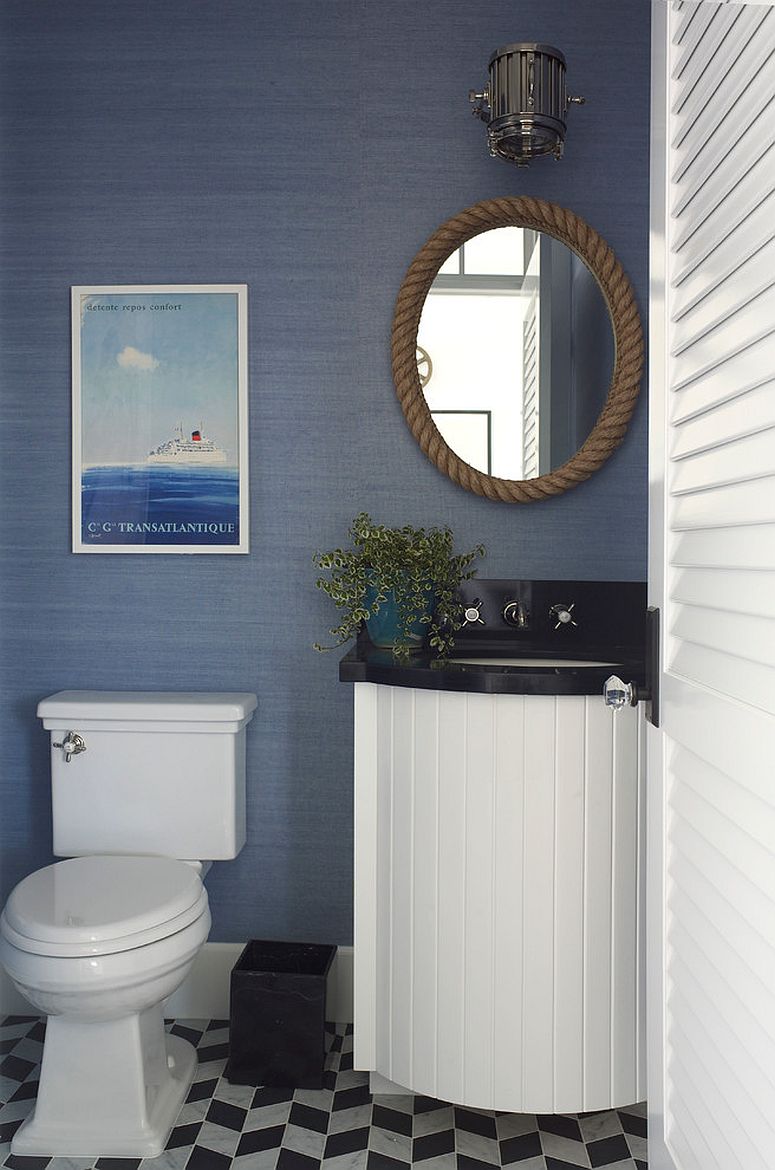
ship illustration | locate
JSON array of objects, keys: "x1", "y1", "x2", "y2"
[{"x1": 146, "y1": 424, "x2": 228, "y2": 465}]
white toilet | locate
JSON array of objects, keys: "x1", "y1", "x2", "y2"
[{"x1": 0, "y1": 690, "x2": 257, "y2": 1158}]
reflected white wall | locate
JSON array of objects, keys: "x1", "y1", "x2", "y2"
[{"x1": 419, "y1": 292, "x2": 527, "y2": 478}]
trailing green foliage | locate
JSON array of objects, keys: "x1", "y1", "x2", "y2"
[{"x1": 314, "y1": 512, "x2": 485, "y2": 660}]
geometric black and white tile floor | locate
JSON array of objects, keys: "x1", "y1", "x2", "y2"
[{"x1": 0, "y1": 1017, "x2": 647, "y2": 1170}]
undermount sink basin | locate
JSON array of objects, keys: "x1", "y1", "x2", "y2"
[{"x1": 448, "y1": 657, "x2": 620, "y2": 668}]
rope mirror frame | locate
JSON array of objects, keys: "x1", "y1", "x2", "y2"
[{"x1": 391, "y1": 196, "x2": 644, "y2": 502}]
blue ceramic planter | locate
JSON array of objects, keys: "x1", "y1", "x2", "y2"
[{"x1": 363, "y1": 584, "x2": 436, "y2": 651}]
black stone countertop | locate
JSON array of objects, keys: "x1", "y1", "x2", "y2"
[
  {"x1": 338, "y1": 642, "x2": 647, "y2": 697},
  {"x1": 338, "y1": 579, "x2": 649, "y2": 699}
]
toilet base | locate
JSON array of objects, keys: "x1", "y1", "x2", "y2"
[{"x1": 11, "y1": 1007, "x2": 197, "y2": 1157}]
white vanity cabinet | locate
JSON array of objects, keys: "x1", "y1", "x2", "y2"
[{"x1": 353, "y1": 682, "x2": 645, "y2": 1114}]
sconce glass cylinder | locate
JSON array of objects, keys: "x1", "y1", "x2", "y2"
[{"x1": 470, "y1": 43, "x2": 584, "y2": 166}]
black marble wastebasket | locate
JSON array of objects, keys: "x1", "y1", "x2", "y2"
[{"x1": 225, "y1": 940, "x2": 337, "y2": 1088}]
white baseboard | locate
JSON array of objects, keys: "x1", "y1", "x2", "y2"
[
  {"x1": 1, "y1": 942, "x2": 354, "y2": 1024},
  {"x1": 326, "y1": 944, "x2": 354, "y2": 1025},
  {"x1": 165, "y1": 942, "x2": 245, "y2": 1018}
]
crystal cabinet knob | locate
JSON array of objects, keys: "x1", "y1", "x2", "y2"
[{"x1": 603, "y1": 676, "x2": 637, "y2": 711}]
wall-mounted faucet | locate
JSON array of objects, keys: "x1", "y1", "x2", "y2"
[{"x1": 503, "y1": 599, "x2": 529, "y2": 629}]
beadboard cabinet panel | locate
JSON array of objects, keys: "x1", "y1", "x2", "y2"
[{"x1": 353, "y1": 683, "x2": 645, "y2": 1114}]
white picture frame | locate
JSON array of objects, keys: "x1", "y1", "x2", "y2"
[{"x1": 71, "y1": 283, "x2": 249, "y2": 554}]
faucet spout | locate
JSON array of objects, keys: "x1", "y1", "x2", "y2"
[{"x1": 502, "y1": 599, "x2": 529, "y2": 629}]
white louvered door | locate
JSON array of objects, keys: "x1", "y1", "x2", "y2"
[{"x1": 648, "y1": 3, "x2": 775, "y2": 1169}]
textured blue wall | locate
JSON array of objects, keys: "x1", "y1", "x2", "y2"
[{"x1": 0, "y1": 1, "x2": 650, "y2": 943}]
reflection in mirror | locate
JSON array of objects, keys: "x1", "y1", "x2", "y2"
[{"x1": 418, "y1": 227, "x2": 615, "y2": 480}]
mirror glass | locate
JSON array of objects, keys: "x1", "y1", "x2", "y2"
[{"x1": 417, "y1": 227, "x2": 615, "y2": 480}]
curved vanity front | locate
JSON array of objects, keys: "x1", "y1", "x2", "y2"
[{"x1": 341, "y1": 581, "x2": 647, "y2": 1114}]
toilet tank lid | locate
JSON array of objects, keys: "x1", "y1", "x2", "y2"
[{"x1": 37, "y1": 691, "x2": 258, "y2": 724}]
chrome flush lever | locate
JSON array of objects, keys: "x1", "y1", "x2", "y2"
[
  {"x1": 603, "y1": 676, "x2": 637, "y2": 711},
  {"x1": 52, "y1": 731, "x2": 86, "y2": 763}
]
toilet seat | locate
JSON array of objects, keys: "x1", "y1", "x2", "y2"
[{"x1": 0, "y1": 855, "x2": 208, "y2": 958}]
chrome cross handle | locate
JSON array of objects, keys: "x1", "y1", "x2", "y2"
[
  {"x1": 550, "y1": 602, "x2": 577, "y2": 629},
  {"x1": 463, "y1": 599, "x2": 485, "y2": 626},
  {"x1": 52, "y1": 731, "x2": 86, "y2": 763}
]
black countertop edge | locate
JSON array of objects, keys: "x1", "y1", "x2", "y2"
[{"x1": 338, "y1": 644, "x2": 648, "y2": 698}]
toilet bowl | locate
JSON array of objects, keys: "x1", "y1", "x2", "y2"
[{"x1": 0, "y1": 855, "x2": 212, "y2": 1157}]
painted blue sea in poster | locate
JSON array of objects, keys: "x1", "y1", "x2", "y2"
[
  {"x1": 81, "y1": 465, "x2": 240, "y2": 546},
  {"x1": 74, "y1": 286, "x2": 247, "y2": 552}
]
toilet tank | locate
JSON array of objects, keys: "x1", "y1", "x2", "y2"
[{"x1": 37, "y1": 691, "x2": 257, "y2": 861}]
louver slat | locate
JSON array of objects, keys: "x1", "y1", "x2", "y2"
[{"x1": 670, "y1": 10, "x2": 773, "y2": 173}]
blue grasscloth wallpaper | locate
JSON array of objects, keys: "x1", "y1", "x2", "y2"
[{"x1": 0, "y1": 1, "x2": 650, "y2": 943}]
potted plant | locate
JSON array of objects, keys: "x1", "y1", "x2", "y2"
[{"x1": 313, "y1": 512, "x2": 485, "y2": 659}]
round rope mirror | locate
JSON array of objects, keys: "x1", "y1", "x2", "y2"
[{"x1": 391, "y1": 197, "x2": 644, "y2": 502}]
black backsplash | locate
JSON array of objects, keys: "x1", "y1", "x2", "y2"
[{"x1": 454, "y1": 579, "x2": 647, "y2": 660}]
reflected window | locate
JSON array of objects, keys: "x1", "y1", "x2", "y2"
[
  {"x1": 418, "y1": 227, "x2": 612, "y2": 481},
  {"x1": 437, "y1": 227, "x2": 531, "y2": 277},
  {"x1": 419, "y1": 228, "x2": 535, "y2": 479}
]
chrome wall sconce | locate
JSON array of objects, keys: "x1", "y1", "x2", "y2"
[{"x1": 469, "y1": 43, "x2": 585, "y2": 166}]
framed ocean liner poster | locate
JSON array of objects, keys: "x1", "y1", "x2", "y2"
[{"x1": 71, "y1": 284, "x2": 249, "y2": 554}]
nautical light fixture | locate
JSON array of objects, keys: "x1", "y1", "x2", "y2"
[{"x1": 469, "y1": 43, "x2": 585, "y2": 166}]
